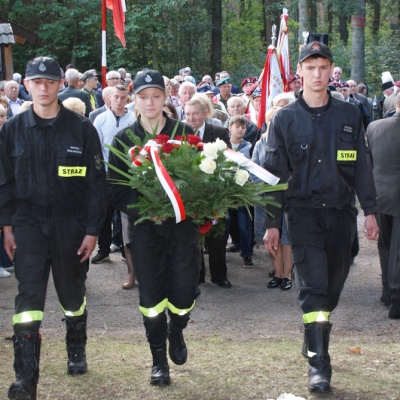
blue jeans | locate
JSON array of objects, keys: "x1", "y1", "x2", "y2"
[{"x1": 229, "y1": 207, "x2": 253, "y2": 258}]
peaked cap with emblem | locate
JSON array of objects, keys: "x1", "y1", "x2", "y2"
[
  {"x1": 25, "y1": 56, "x2": 62, "y2": 81},
  {"x1": 80, "y1": 69, "x2": 98, "y2": 82},
  {"x1": 299, "y1": 41, "x2": 333, "y2": 63},
  {"x1": 133, "y1": 70, "x2": 165, "y2": 94}
]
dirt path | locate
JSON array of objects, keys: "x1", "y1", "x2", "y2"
[{"x1": 0, "y1": 215, "x2": 399, "y2": 399}]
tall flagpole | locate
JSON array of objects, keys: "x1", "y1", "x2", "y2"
[{"x1": 101, "y1": 0, "x2": 107, "y2": 88}]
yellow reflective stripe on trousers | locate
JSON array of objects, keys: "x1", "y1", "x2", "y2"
[
  {"x1": 60, "y1": 296, "x2": 87, "y2": 317},
  {"x1": 139, "y1": 298, "x2": 195, "y2": 317},
  {"x1": 140, "y1": 298, "x2": 169, "y2": 317},
  {"x1": 167, "y1": 300, "x2": 195, "y2": 316},
  {"x1": 12, "y1": 310, "x2": 44, "y2": 325},
  {"x1": 303, "y1": 311, "x2": 330, "y2": 324}
]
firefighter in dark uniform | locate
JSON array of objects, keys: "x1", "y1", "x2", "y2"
[
  {"x1": 108, "y1": 70, "x2": 201, "y2": 386},
  {"x1": 263, "y1": 42, "x2": 379, "y2": 393},
  {"x1": 0, "y1": 57, "x2": 107, "y2": 400}
]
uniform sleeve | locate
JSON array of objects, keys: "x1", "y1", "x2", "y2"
[
  {"x1": 83, "y1": 120, "x2": 108, "y2": 235},
  {"x1": 262, "y1": 116, "x2": 286, "y2": 230},
  {"x1": 0, "y1": 127, "x2": 16, "y2": 226}
]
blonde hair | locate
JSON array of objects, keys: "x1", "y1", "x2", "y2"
[
  {"x1": 62, "y1": 97, "x2": 86, "y2": 116},
  {"x1": 192, "y1": 92, "x2": 214, "y2": 118},
  {"x1": 262, "y1": 106, "x2": 282, "y2": 138},
  {"x1": 19, "y1": 101, "x2": 33, "y2": 113},
  {"x1": 271, "y1": 92, "x2": 296, "y2": 107}
]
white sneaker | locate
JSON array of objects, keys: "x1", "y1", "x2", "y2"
[
  {"x1": 4, "y1": 265, "x2": 14, "y2": 272},
  {"x1": 0, "y1": 267, "x2": 11, "y2": 278},
  {"x1": 110, "y1": 244, "x2": 120, "y2": 253}
]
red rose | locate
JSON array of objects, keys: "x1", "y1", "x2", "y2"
[
  {"x1": 187, "y1": 134, "x2": 202, "y2": 146},
  {"x1": 199, "y1": 221, "x2": 212, "y2": 234},
  {"x1": 155, "y1": 134, "x2": 170, "y2": 144},
  {"x1": 174, "y1": 135, "x2": 184, "y2": 141},
  {"x1": 161, "y1": 143, "x2": 175, "y2": 154}
]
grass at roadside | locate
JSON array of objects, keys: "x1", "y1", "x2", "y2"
[{"x1": 1, "y1": 331, "x2": 399, "y2": 400}]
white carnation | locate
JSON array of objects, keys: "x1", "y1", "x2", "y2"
[
  {"x1": 214, "y1": 138, "x2": 227, "y2": 151},
  {"x1": 199, "y1": 158, "x2": 217, "y2": 174},
  {"x1": 202, "y1": 142, "x2": 219, "y2": 159},
  {"x1": 234, "y1": 169, "x2": 249, "y2": 186}
]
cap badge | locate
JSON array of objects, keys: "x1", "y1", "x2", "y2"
[
  {"x1": 311, "y1": 42, "x2": 321, "y2": 52},
  {"x1": 144, "y1": 74, "x2": 152, "y2": 83},
  {"x1": 39, "y1": 62, "x2": 47, "y2": 72}
]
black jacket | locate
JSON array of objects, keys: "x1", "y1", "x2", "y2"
[
  {"x1": 263, "y1": 91, "x2": 377, "y2": 229},
  {"x1": 58, "y1": 85, "x2": 93, "y2": 118},
  {"x1": 108, "y1": 115, "x2": 194, "y2": 220},
  {"x1": 0, "y1": 102, "x2": 107, "y2": 235}
]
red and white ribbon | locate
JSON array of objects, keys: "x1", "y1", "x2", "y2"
[{"x1": 149, "y1": 144, "x2": 186, "y2": 224}]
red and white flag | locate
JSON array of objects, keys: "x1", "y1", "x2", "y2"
[
  {"x1": 256, "y1": 46, "x2": 284, "y2": 129},
  {"x1": 106, "y1": 0, "x2": 126, "y2": 47},
  {"x1": 277, "y1": 9, "x2": 291, "y2": 92}
]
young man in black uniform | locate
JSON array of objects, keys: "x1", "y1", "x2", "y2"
[
  {"x1": 263, "y1": 42, "x2": 379, "y2": 393},
  {"x1": 108, "y1": 70, "x2": 201, "y2": 386},
  {"x1": 0, "y1": 57, "x2": 107, "y2": 400}
]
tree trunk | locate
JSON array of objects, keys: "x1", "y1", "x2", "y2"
[
  {"x1": 298, "y1": 0, "x2": 313, "y2": 44},
  {"x1": 371, "y1": 0, "x2": 380, "y2": 40},
  {"x1": 339, "y1": 15, "x2": 349, "y2": 45},
  {"x1": 350, "y1": 0, "x2": 365, "y2": 82},
  {"x1": 152, "y1": 36, "x2": 159, "y2": 71},
  {"x1": 211, "y1": 0, "x2": 222, "y2": 76},
  {"x1": 327, "y1": 3, "x2": 333, "y2": 34},
  {"x1": 262, "y1": 0, "x2": 276, "y2": 50}
]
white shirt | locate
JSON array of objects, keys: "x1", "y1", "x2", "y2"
[
  {"x1": 94, "y1": 109, "x2": 136, "y2": 164},
  {"x1": 6, "y1": 96, "x2": 22, "y2": 116}
]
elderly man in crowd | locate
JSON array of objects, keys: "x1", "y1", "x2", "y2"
[
  {"x1": 176, "y1": 81, "x2": 196, "y2": 120},
  {"x1": 58, "y1": 68, "x2": 93, "y2": 118},
  {"x1": 5, "y1": 80, "x2": 23, "y2": 118}
]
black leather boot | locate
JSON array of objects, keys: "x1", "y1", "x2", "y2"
[
  {"x1": 64, "y1": 314, "x2": 88, "y2": 375},
  {"x1": 304, "y1": 322, "x2": 332, "y2": 393},
  {"x1": 8, "y1": 331, "x2": 41, "y2": 400},
  {"x1": 150, "y1": 344, "x2": 170, "y2": 386},
  {"x1": 168, "y1": 322, "x2": 187, "y2": 365}
]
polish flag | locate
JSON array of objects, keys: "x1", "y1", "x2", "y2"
[
  {"x1": 256, "y1": 46, "x2": 284, "y2": 129},
  {"x1": 106, "y1": 0, "x2": 126, "y2": 47}
]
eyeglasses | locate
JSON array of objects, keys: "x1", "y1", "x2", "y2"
[
  {"x1": 89, "y1": 77, "x2": 98, "y2": 81},
  {"x1": 107, "y1": 77, "x2": 120, "y2": 81}
]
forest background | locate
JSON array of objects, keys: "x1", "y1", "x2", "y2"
[{"x1": 1, "y1": 0, "x2": 399, "y2": 97}]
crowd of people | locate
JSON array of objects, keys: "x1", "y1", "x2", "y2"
[{"x1": 0, "y1": 44, "x2": 399, "y2": 398}]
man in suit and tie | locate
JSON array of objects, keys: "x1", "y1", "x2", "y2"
[
  {"x1": 366, "y1": 92, "x2": 400, "y2": 319},
  {"x1": 185, "y1": 98, "x2": 232, "y2": 288},
  {"x1": 58, "y1": 68, "x2": 93, "y2": 118}
]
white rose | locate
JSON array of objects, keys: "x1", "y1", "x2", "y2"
[
  {"x1": 199, "y1": 157, "x2": 217, "y2": 174},
  {"x1": 234, "y1": 169, "x2": 249, "y2": 186},
  {"x1": 202, "y1": 142, "x2": 219, "y2": 159},
  {"x1": 214, "y1": 138, "x2": 227, "y2": 151}
]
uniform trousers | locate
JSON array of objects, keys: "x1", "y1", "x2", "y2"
[
  {"x1": 287, "y1": 205, "x2": 355, "y2": 315},
  {"x1": 377, "y1": 213, "x2": 400, "y2": 301},
  {"x1": 130, "y1": 218, "x2": 201, "y2": 344},
  {"x1": 12, "y1": 218, "x2": 87, "y2": 333}
]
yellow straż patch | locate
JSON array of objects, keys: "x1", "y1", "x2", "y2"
[
  {"x1": 337, "y1": 150, "x2": 357, "y2": 161},
  {"x1": 58, "y1": 166, "x2": 87, "y2": 177}
]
